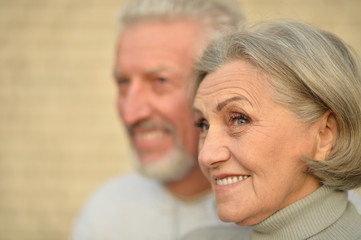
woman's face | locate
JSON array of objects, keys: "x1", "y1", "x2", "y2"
[{"x1": 193, "y1": 60, "x2": 321, "y2": 226}]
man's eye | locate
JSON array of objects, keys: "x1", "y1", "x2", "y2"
[
  {"x1": 157, "y1": 77, "x2": 167, "y2": 83},
  {"x1": 195, "y1": 121, "x2": 209, "y2": 131},
  {"x1": 115, "y1": 77, "x2": 130, "y2": 96},
  {"x1": 116, "y1": 77, "x2": 130, "y2": 85}
]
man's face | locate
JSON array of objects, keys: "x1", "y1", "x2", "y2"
[{"x1": 114, "y1": 20, "x2": 203, "y2": 180}]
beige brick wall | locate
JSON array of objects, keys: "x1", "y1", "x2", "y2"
[
  {"x1": 0, "y1": 0, "x2": 130, "y2": 239},
  {"x1": 0, "y1": 0, "x2": 360, "y2": 239}
]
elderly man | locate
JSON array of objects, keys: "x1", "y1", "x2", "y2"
[{"x1": 71, "y1": 0, "x2": 245, "y2": 239}]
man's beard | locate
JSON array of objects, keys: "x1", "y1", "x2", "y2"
[
  {"x1": 127, "y1": 120, "x2": 195, "y2": 182},
  {"x1": 131, "y1": 145, "x2": 195, "y2": 182}
]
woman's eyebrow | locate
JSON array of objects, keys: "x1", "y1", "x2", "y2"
[{"x1": 216, "y1": 96, "x2": 251, "y2": 112}]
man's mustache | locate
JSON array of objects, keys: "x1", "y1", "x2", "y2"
[{"x1": 126, "y1": 120, "x2": 176, "y2": 136}]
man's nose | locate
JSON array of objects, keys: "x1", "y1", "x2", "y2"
[
  {"x1": 118, "y1": 81, "x2": 152, "y2": 125},
  {"x1": 198, "y1": 129, "x2": 231, "y2": 168}
]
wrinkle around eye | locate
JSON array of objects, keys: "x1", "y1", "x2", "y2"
[{"x1": 227, "y1": 115, "x2": 251, "y2": 137}]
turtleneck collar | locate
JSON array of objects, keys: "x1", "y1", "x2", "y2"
[{"x1": 252, "y1": 186, "x2": 347, "y2": 240}]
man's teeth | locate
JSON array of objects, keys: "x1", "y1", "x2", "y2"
[
  {"x1": 216, "y1": 176, "x2": 249, "y2": 186},
  {"x1": 135, "y1": 131, "x2": 164, "y2": 140}
]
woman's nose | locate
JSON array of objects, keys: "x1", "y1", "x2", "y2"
[{"x1": 198, "y1": 129, "x2": 231, "y2": 168}]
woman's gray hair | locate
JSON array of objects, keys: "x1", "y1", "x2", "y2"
[
  {"x1": 117, "y1": 0, "x2": 245, "y2": 42},
  {"x1": 194, "y1": 20, "x2": 361, "y2": 190}
]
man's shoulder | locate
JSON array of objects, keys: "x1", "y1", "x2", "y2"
[
  {"x1": 76, "y1": 172, "x2": 167, "y2": 223},
  {"x1": 349, "y1": 189, "x2": 361, "y2": 214},
  {"x1": 87, "y1": 172, "x2": 163, "y2": 204},
  {"x1": 71, "y1": 173, "x2": 170, "y2": 239},
  {"x1": 98, "y1": 172, "x2": 158, "y2": 191}
]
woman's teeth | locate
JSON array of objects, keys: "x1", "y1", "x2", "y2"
[{"x1": 216, "y1": 175, "x2": 249, "y2": 186}]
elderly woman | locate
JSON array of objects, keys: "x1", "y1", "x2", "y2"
[{"x1": 186, "y1": 20, "x2": 361, "y2": 239}]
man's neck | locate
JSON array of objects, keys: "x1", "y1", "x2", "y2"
[{"x1": 164, "y1": 165, "x2": 212, "y2": 201}]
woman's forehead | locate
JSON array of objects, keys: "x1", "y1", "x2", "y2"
[{"x1": 194, "y1": 60, "x2": 271, "y2": 106}]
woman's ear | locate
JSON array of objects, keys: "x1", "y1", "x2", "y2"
[{"x1": 314, "y1": 110, "x2": 338, "y2": 160}]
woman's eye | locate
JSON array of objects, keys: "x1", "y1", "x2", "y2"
[
  {"x1": 195, "y1": 121, "x2": 209, "y2": 131},
  {"x1": 236, "y1": 118, "x2": 247, "y2": 125},
  {"x1": 230, "y1": 113, "x2": 249, "y2": 125}
]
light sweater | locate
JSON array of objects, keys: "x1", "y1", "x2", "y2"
[
  {"x1": 183, "y1": 186, "x2": 361, "y2": 240},
  {"x1": 252, "y1": 186, "x2": 361, "y2": 239},
  {"x1": 71, "y1": 172, "x2": 230, "y2": 240}
]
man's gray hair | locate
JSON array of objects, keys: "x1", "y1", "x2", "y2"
[{"x1": 118, "y1": 0, "x2": 245, "y2": 41}]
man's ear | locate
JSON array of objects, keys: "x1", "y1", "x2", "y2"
[{"x1": 314, "y1": 110, "x2": 338, "y2": 161}]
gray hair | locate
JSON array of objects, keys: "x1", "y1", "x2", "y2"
[
  {"x1": 193, "y1": 20, "x2": 361, "y2": 190},
  {"x1": 117, "y1": 0, "x2": 245, "y2": 42}
]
